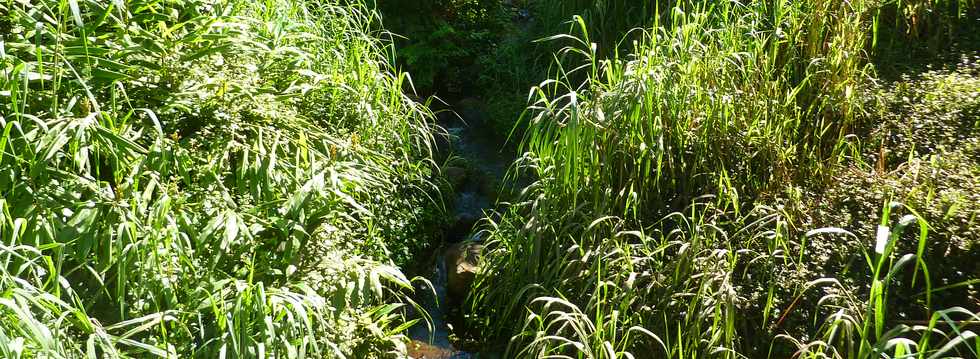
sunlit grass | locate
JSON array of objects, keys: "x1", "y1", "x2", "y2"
[
  {"x1": 0, "y1": 0, "x2": 437, "y2": 357},
  {"x1": 467, "y1": 0, "x2": 980, "y2": 357}
]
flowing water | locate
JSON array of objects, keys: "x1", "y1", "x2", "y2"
[
  {"x1": 408, "y1": 256, "x2": 465, "y2": 358},
  {"x1": 407, "y1": 99, "x2": 514, "y2": 358}
]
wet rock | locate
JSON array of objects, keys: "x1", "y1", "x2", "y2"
[
  {"x1": 442, "y1": 166, "x2": 468, "y2": 189},
  {"x1": 445, "y1": 241, "x2": 483, "y2": 301},
  {"x1": 408, "y1": 340, "x2": 465, "y2": 359}
]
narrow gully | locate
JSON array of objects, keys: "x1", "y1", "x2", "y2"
[{"x1": 407, "y1": 99, "x2": 514, "y2": 358}]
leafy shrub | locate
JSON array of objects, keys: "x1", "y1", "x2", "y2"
[
  {"x1": 794, "y1": 54, "x2": 980, "y2": 332},
  {"x1": 374, "y1": 0, "x2": 508, "y2": 95}
]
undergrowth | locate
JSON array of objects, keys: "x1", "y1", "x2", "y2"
[
  {"x1": 466, "y1": 0, "x2": 980, "y2": 357},
  {"x1": 0, "y1": 0, "x2": 438, "y2": 357},
  {"x1": 2, "y1": 0, "x2": 977, "y2": 357}
]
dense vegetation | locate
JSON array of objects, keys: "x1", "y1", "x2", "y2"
[
  {"x1": 1, "y1": 0, "x2": 978, "y2": 358},
  {"x1": 464, "y1": 0, "x2": 980, "y2": 358},
  {"x1": 0, "y1": 0, "x2": 440, "y2": 357}
]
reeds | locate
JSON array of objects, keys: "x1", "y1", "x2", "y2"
[
  {"x1": 467, "y1": 0, "x2": 980, "y2": 357},
  {"x1": 0, "y1": 0, "x2": 437, "y2": 356}
]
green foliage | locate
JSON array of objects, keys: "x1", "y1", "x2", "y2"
[
  {"x1": 0, "y1": 0, "x2": 438, "y2": 357},
  {"x1": 472, "y1": 198, "x2": 979, "y2": 357},
  {"x1": 870, "y1": 54, "x2": 980, "y2": 161},
  {"x1": 465, "y1": 0, "x2": 980, "y2": 357},
  {"x1": 397, "y1": 20, "x2": 495, "y2": 93},
  {"x1": 797, "y1": 55, "x2": 980, "y2": 329},
  {"x1": 532, "y1": 0, "x2": 658, "y2": 58},
  {"x1": 374, "y1": 0, "x2": 508, "y2": 94},
  {"x1": 872, "y1": 0, "x2": 980, "y2": 63},
  {"x1": 522, "y1": 0, "x2": 872, "y2": 219},
  {"x1": 5, "y1": 0, "x2": 970, "y2": 356}
]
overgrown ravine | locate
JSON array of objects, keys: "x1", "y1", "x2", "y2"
[
  {"x1": 386, "y1": 3, "x2": 537, "y2": 356},
  {"x1": 406, "y1": 98, "x2": 515, "y2": 358}
]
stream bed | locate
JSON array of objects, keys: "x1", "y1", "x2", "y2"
[{"x1": 407, "y1": 99, "x2": 513, "y2": 358}]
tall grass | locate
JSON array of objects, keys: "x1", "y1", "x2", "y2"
[
  {"x1": 467, "y1": 0, "x2": 980, "y2": 357},
  {"x1": 0, "y1": 0, "x2": 437, "y2": 357},
  {"x1": 531, "y1": 0, "x2": 658, "y2": 58},
  {"x1": 524, "y1": 0, "x2": 872, "y2": 220},
  {"x1": 474, "y1": 197, "x2": 979, "y2": 357}
]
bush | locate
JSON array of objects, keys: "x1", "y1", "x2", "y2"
[{"x1": 373, "y1": 0, "x2": 509, "y2": 95}]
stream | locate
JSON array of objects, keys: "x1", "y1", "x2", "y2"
[{"x1": 407, "y1": 98, "x2": 513, "y2": 358}]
